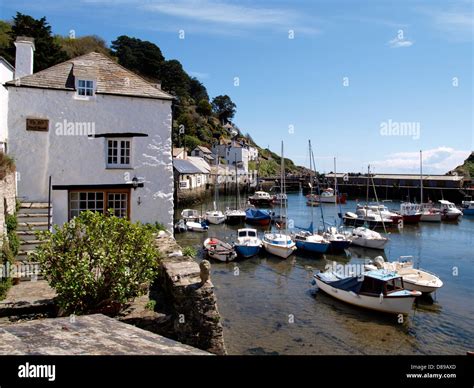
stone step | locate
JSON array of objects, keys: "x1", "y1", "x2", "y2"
[
  {"x1": 19, "y1": 240, "x2": 43, "y2": 245},
  {"x1": 16, "y1": 231, "x2": 43, "y2": 241},
  {"x1": 17, "y1": 208, "x2": 51, "y2": 216},
  {"x1": 17, "y1": 221, "x2": 49, "y2": 231},
  {"x1": 20, "y1": 202, "x2": 50, "y2": 209},
  {"x1": 17, "y1": 214, "x2": 51, "y2": 223},
  {"x1": 17, "y1": 213, "x2": 50, "y2": 218}
]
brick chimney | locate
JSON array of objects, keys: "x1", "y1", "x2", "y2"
[{"x1": 14, "y1": 36, "x2": 35, "y2": 79}]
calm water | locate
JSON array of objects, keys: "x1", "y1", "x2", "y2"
[{"x1": 175, "y1": 193, "x2": 474, "y2": 355}]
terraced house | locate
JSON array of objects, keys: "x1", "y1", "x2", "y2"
[{"x1": 5, "y1": 37, "x2": 175, "y2": 238}]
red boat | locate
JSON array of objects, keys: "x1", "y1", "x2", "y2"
[{"x1": 400, "y1": 203, "x2": 422, "y2": 224}]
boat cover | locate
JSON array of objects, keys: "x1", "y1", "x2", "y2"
[{"x1": 322, "y1": 275, "x2": 363, "y2": 293}]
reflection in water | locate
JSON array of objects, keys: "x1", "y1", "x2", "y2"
[{"x1": 176, "y1": 193, "x2": 474, "y2": 355}]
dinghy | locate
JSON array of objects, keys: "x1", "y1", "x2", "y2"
[
  {"x1": 233, "y1": 228, "x2": 262, "y2": 258},
  {"x1": 203, "y1": 237, "x2": 237, "y2": 262},
  {"x1": 365, "y1": 256, "x2": 443, "y2": 294},
  {"x1": 314, "y1": 268, "x2": 421, "y2": 314},
  {"x1": 349, "y1": 227, "x2": 388, "y2": 250}
]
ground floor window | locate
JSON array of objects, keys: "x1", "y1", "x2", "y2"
[{"x1": 69, "y1": 189, "x2": 130, "y2": 219}]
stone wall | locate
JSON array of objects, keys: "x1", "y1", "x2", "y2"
[
  {"x1": 0, "y1": 172, "x2": 17, "y2": 241},
  {"x1": 153, "y1": 232, "x2": 226, "y2": 355}
]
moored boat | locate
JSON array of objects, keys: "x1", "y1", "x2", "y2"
[
  {"x1": 233, "y1": 228, "x2": 262, "y2": 258},
  {"x1": 245, "y1": 208, "x2": 271, "y2": 226},
  {"x1": 349, "y1": 227, "x2": 388, "y2": 250},
  {"x1": 399, "y1": 202, "x2": 422, "y2": 224},
  {"x1": 365, "y1": 256, "x2": 443, "y2": 294},
  {"x1": 323, "y1": 226, "x2": 351, "y2": 252},
  {"x1": 262, "y1": 232, "x2": 296, "y2": 258},
  {"x1": 313, "y1": 268, "x2": 421, "y2": 314},
  {"x1": 174, "y1": 219, "x2": 187, "y2": 233},
  {"x1": 224, "y1": 208, "x2": 246, "y2": 224},
  {"x1": 205, "y1": 210, "x2": 226, "y2": 224},
  {"x1": 438, "y1": 200, "x2": 462, "y2": 221},
  {"x1": 462, "y1": 200, "x2": 474, "y2": 216},
  {"x1": 248, "y1": 191, "x2": 274, "y2": 207},
  {"x1": 294, "y1": 230, "x2": 330, "y2": 254},
  {"x1": 203, "y1": 237, "x2": 237, "y2": 262},
  {"x1": 181, "y1": 209, "x2": 200, "y2": 222},
  {"x1": 186, "y1": 219, "x2": 209, "y2": 232}
]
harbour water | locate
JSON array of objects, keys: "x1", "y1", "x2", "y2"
[{"x1": 175, "y1": 193, "x2": 474, "y2": 355}]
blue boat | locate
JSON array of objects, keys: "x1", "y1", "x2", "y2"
[
  {"x1": 234, "y1": 229, "x2": 262, "y2": 258},
  {"x1": 293, "y1": 223, "x2": 330, "y2": 254},
  {"x1": 245, "y1": 208, "x2": 271, "y2": 226},
  {"x1": 462, "y1": 198, "x2": 474, "y2": 215}
]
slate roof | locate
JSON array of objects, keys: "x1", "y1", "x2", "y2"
[
  {"x1": 173, "y1": 159, "x2": 203, "y2": 174},
  {"x1": 0, "y1": 56, "x2": 14, "y2": 72},
  {"x1": 5, "y1": 52, "x2": 173, "y2": 100}
]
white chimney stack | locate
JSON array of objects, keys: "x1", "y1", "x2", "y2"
[{"x1": 14, "y1": 36, "x2": 35, "y2": 79}]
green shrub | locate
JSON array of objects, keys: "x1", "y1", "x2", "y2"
[
  {"x1": 182, "y1": 246, "x2": 197, "y2": 257},
  {"x1": 5, "y1": 214, "x2": 17, "y2": 232},
  {"x1": 144, "y1": 222, "x2": 167, "y2": 233},
  {"x1": 145, "y1": 299, "x2": 156, "y2": 311},
  {"x1": 0, "y1": 278, "x2": 12, "y2": 301},
  {"x1": 34, "y1": 211, "x2": 161, "y2": 315}
]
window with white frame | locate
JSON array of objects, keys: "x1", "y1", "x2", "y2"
[
  {"x1": 107, "y1": 139, "x2": 131, "y2": 168},
  {"x1": 69, "y1": 190, "x2": 129, "y2": 219},
  {"x1": 77, "y1": 80, "x2": 94, "y2": 96}
]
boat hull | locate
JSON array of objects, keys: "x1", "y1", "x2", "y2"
[
  {"x1": 263, "y1": 241, "x2": 296, "y2": 259},
  {"x1": 350, "y1": 238, "x2": 387, "y2": 250},
  {"x1": 463, "y1": 208, "x2": 474, "y2": 216},
  {"x1": 248, "y1": 198, "x2": 274, "y2": 207},
  {"x1": 206, "y1": 214, "x2": 226, "y2": 224},
  {"x1": 328, "y1": 240, "x2": 351, "y2": 252},
  {"x1": 225, "y1": 215, "x2": 246, "y2": 225},
  {"x1": 234, "y1": 244, "x2": 261, "y2": 258},
  {"x1": 315, "y1": 278, "x2": 416, "y2": 314},
  {"x1": 420, "y1": 213, "x2": 442, "y2": 222},
  {"x1": 402, "y1": 214, "x2": 421, "y2": 224},
  {"x1": 295, "y1": 240, "x2": 329, "y2": 254},
  {"x1": 441, "y1": 213, "x2": 462, "y2": 221}
]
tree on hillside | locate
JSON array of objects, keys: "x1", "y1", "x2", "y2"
[
  {"x1": 196, "y1": 99, "x2": 212, "y2": 116},
  {"x1": 111, "y1": 35, "x2": 164, "y2": 80},
  {"x1": 3, "y1": 13, "x2": 68, "y2": 71},
  {"x1": 211, "y1": 95, "x2": 236, "y2": 124},
  {"x1": 189, "y1": 77, "x2": 209, "y2": 102},
  {"x1": 158, "y1": 59, "x2": 190, "y2": 97},
  {"x1": 0, "y1": 21, "x2": 12, "y2": 58},
  {"x1": 55, "y1": 35, "x2": 112, "y2": 59}
]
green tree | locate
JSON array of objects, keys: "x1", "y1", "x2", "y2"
[
  {"x1": 111, "y1": 35, "x2": 164, "y2": 80},
  {"x1": 212, "y1": 95, "x2": 236, "y2": 124},
  {"x1": 158, "y1": 59, "x2": 190, "y2": 97},
  {"x1": 189, "y1": 77, "x2": 209, "y2": 101},
  {"x1": 196, "y1": 99, "x2": 212, "y2": 116},
  {"x1": 4, "y1": 12, "x2": 68, "y2": 72},
  {"x1": 0, "y1": 21, "x2": 12, "y2": 58},
  {"x1": 55, "y1": 35, "x2": 111, "y2": 59}
]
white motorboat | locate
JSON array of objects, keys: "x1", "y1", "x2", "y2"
[
  {"x1": 248, "y1": 191, "x2": 274, "y2": 206},
  {"x1": 314, "y1": 268, "x2": 421, "y2": 314},
  {"x1": 203, "y1": 237, "x2": 237, "y2": 262},
  {"x1": 418, "y1": 204, "x2": 442, "y2": 222},
  {"x1": 365, "y1": 256, "x2": 443, "y2": 294},
  {"x1": 323, "y1": 226, "x2": 351, "y2": 252},
  {"x1": 224, "y1": 208, "x2": 246, "y2": 224},
  {"x1": 349, "y1": 227, "x2": 388, "y2": 250},
  {"x1": 234, "y1": 228, "x2": 262, "y2": 258},
  {"x1": 356, "y1": 204, "x2": 402, "y2": 224},
  {"x1": 263, "y1": 232, "x2": 296, "y2": 258},
  {"x1": 438, "y1": 200, "x2": 462, "y2": 221},
  {"x1": 205, "y1": 210, "x2": 226, "y2": 224},
  {"x1": 186, "y1": 220, "x2": 209, "y2": 232},
  {"x1": 181, "y1": 209, "x2": 200, "y2": 222}
]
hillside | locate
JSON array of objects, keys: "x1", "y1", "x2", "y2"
[
  {"x1": 0, "y1": 13, "x2": 306, "y2": 177},
  {"x1": 453, "y1": 152, "x2": 474, "y2": 178}
]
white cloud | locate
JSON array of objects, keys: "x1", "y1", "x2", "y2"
[
  {"x1": 189, "y1": 71, "x2": 210, "y2": 79},
  {"x1": 370, "y1": 147, "x2": 471, "y2": 174},
  {"x1": 417, "y1": 6, "x2": 473, "y2": 40},
  {"x1": 388, "y1": 37, "x2": 414, "y2": 48}
]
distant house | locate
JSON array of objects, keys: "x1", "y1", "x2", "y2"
[
  {"x1": 212, "y1": 139, "x2": 258, "y2": 172},
  {"x1": 173, "y1": 158, "x2": 209, "y2": 190},
  {"x1": 5, "y1": 37, "x2": 175, "y2": 229},
  {"x1": 191, "y1": 145, "x2": 214, "y2": 164},
  {"x1": 0, "y1": 56, "x2": 14, "y2": 152},
  {"x1": 172, "y1": 147, "x2": 186, "y2": 159}
]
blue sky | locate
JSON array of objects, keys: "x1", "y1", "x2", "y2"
[{"x1": 1, "y1": 0, "x2": 472, "y2": 174}]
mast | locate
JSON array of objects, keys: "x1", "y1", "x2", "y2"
[
  {"x1": 366, "y1": 165, "x2": 370, "y2": 208},
  {"x1": 334, "y1": 157, "x2": 337, "y2": 225},
  {"x1": 312, "y1": 147, "x2": 325, "y2": 228},
  {"x1": 214, "y1": 153, "x2": 219, "y2": 211},
  {"x1": 420, "y1": 150, "x2": 423, "y2": 204},
  {"x1": 235, "y1": 155, "x2": 238, "y2": 210},
  {"x1": 280, "y1": 141, "x2": 285, "y2": 234},
  {"x1": 309, "y1": 140, "x2": 314, "y2": 230}
]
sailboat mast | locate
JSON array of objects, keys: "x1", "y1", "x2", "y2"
[
  {"x1": 235, "y1": 155, "x2": 238, "y2": 210},
  {"x1": 334, "y1": 157, "x2": 337, "y2": 225},
  {"x1": 281, "y1": 141, "x2": 286, "y2": 234},
  {"x1": 420, "y1": 150, "x2": 423, "y2": 204},
  {"x1": 366, "y1": 165, "x2": 370, "y2": 207},
  {"x1": 309, "y1": 140, "x2": 314, "y2": 227}
]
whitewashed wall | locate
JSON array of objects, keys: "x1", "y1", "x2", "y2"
[
  {"x1": 7, "y1": 87, "x2": 174, "y2": 230},
  {"x1": 0, "y1": 63, "x2": 14, "y2": 147}
]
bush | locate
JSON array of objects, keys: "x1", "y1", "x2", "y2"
[
  {"x1": 34, "y1": 211, "x2": 160, "y2": 315},
  {"x1": 5, "y1": 214, "x2": 19, "y2": 256},
  {"x1": 0, "y1": 278, "x2": 12, "y2": 301},
  {"x1": 182, "y1": 246, "x2": 197, "y2": 257},
  {"x1": 144, "y1": 222, "x2": 167, "y2": 233}
]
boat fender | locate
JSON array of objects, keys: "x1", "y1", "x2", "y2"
[{"x1": 379, "y1": 292, "x2": 384, "y2": 303}]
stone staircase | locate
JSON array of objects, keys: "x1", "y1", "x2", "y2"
[{"x1": 16, "y1": 202, "x2": 51, "y2": 262}]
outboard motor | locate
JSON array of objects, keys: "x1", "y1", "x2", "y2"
[{"x1": 373, "y1": 256, "x2": 385, "y2": 269}]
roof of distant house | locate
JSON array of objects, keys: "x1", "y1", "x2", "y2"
[
  {"x1": 173, "y1": 159, "x2": 203, "y2": 174},
  {"x1": 194, "y1": 145, "x2": 212, "y2": 154},
  {"x1": 172, "y1": 148, "x2": 185, "y2": 157},
  {"x1": 187, "y1": 156, "x2": 211, "y2": 173},
  {"x1": 0, "y1": 56, "x2": 14, "y2": 72},
  {"x1": 5, "y1": 51, "x2": 173, "y2": 100}
]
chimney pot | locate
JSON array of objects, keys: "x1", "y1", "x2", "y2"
[{"x1": 14, "y1": 36, "x2": 35, "y2": 79}]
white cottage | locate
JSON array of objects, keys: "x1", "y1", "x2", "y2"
[
  {"x1": 0, "y1": 56, "x2": 14, "y2": 152},
  {"x1": 5, "y1": 39, "x2": 175, "y2": 230}
]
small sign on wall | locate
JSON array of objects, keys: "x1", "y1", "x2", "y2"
[{"x1": 26, "y1": 118, "x2": 49, "y2": 132}]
